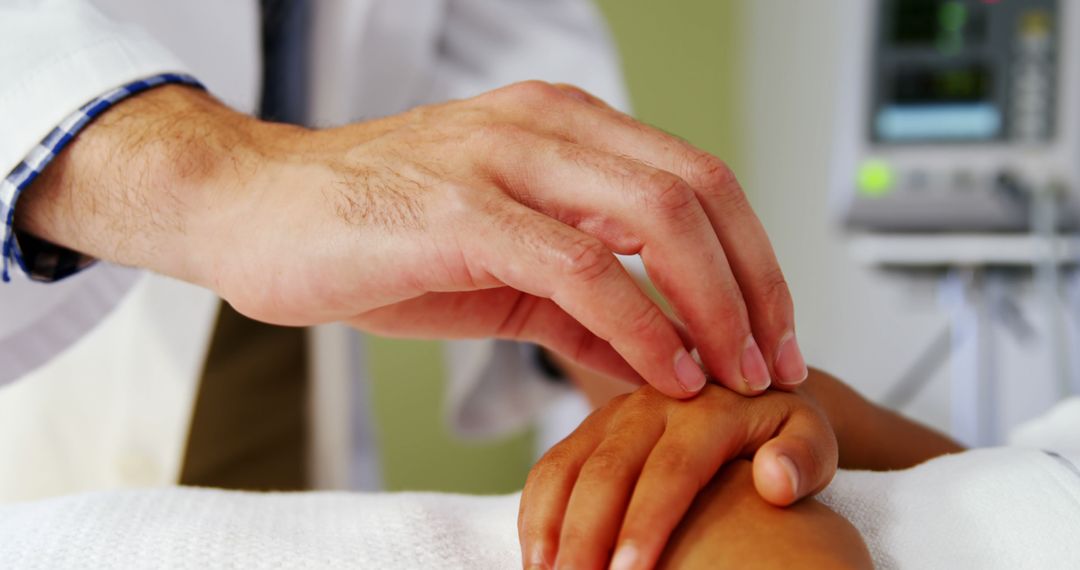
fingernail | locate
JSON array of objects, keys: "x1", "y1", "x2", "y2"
[
  {"x1": 741, "y1": 337, "x2": 771, "y2": 391},
  {"x1": 674, "y1": 347, "x2": 706, "y2": 393},
  {"x1": 610, "y1": 543, "x2": 639, "y2": 570},
  {"x1": 775, "y1": 333, "x2": 808, "y2": 385},
  {"x1": 777, "y1": 454, "x2": 800, "y2": 496}
]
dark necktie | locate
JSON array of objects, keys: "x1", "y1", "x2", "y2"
[{"x1": 180, "y1": 0, "x2": 311, "y2": 491}]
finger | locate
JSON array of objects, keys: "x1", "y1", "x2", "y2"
[
  {"x1": 514, "y1": 84, "x2": 807, "y2": 387},
  {"x1": 485, "y1": 135, "x2": 768, "y2": 395},
  {"x1": 349, "y1": 288, "x2": 642, "y2": 385},
  {"x1": 611, "y1": 404, "x2": 746, "y2": 570},
  {"x1": 469, "y1": 195, "x2": 705, "y2": 399},
  {"x1": 751, "y1": 407, "x2": 838, "y2": 506},
  {"x1": 519, "y1": 405, "x2": 611, "y2": 569},
  {"x1": 486, "y1": 293, "x2": 645, "y2": 387},
  {"x1": 553, "y1": 396, "x2": 666, "y2": 570},
  {"x1": 593, "y1": 112, "x2": 804, "y2": 387}
]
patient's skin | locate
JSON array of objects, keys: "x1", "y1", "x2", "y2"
[
  {"x1": 554, "y1": 353, "x2": 964, "y2": 472},
  {"x1": 522, "y1": 361, "x2": 962, "y2": 569},
  {"x1": 658, "y1": 460, "x2": 872, "y2": 570}
]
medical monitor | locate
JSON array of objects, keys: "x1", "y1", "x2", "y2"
[{"x1": 833, "y1": 0, "x2": 1080, "y2": 232}]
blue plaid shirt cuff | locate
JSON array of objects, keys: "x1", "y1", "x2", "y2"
[{"x1": 1, "y1": 73, "x2": 204, "y2": 283}]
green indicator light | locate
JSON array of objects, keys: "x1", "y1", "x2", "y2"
[
  {"x1": 857, "y1": 160, "x2": 894, "y2": 197},
  {"x1": 940, "y1": 2, "x2": 967, "y2": 31}
]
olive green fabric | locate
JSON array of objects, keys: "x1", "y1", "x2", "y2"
[{"x1": 180, "y1": 302, "x2": 308, "y2": 491}]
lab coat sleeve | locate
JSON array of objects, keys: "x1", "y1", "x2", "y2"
[
  {"x1": 425, "y1": 0, "x2": 631, "y2": 113},
  {"x1": 444, "y1": 340, "x2": 575, "y2": 439},
  {"x1": 0, "y1": 0, "x2": 191, "y2": 191},
  {"x1": 438, "y1": 0, "x2": 632, "y2": 439},
  {"x1": 0, "y1": 0, "x2": 193, "y2": 386}
]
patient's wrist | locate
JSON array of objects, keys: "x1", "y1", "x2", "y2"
[
  {"x1": 796, "y1": 369, "x2": 854, "y2": 445},
  {"x1": 800, "y1": 368, "x2": 963, "y2": 470}
]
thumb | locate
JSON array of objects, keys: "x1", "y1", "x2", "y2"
[{"x1": 750, "y1": 411, "x2": 838, "y2": 506}]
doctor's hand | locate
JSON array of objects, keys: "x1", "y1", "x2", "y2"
[
  {"x1": 18, "y1": 81, "x2": 806, "y2": 398},
  {"x1": 518, "y1": 381, "x2": 838, "y2": 570}
]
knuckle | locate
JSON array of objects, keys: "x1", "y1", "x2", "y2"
[
  {"x1": 704, "y1": 296, "x2": 750, "y2": 335},
  {"x1": 644, "y1": 171, "x2": 698, "y2": 219},
  {"x1": 558, "y1": 236, "x2": 615, "y2": 282},
  {"x1": 758, "y1": 266, "x2": 794, "y2": 313},
  {"x1": 579, "y1": 401, "x2": 619, "y2": 433},
  {"x1": 695, "y1": 386, "x2": 720, "y2": 408},
  {"x1": 439, "y1": 180, "x2": 481, "y2": 214},
  {"x1": 524, "y1": 461, "x2": 560, "y2": 494},
  {"x1": 692, "y1": 156, "x2": 748, "y2": 208},
  {"x1": 629, "y1": 383, "x2": 663, "y2": 402},
  {"x1": 529, "y1": 446, "x2": 573, "y2": 483},
  {"x1": 689, "y1": 152, "x2": 738, "y2": 191},
  {"x1": 580, "y1": 448, "x2": 631, "y2": 479},
  {"x1": 625, "y1": 303, "x2": 667, "y2": 340},
  {"x1": 564, "y1": 326, "x2": 598, "y2": 363},
  {"x1": 623, "y1": 386, "x2": 665, "y2": 414},
  {"x1": 597, "y1": 392, "x2": 633, "y2": 418},
  {"x1": 612, "y1": 406, "x2": 660, "y2": 435},
  {"x1": 552, "y1": 82, "x2": 595, "y2": 103},
  {"x1": 505, "y1": 80, "x2": 563, "y2": 107},
  {"x1": 650, "y1": 447, "x2": 694, "y2": 475}
]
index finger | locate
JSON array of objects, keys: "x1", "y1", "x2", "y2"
[
  {"x1": 471, "y1": 195, "x2": 706, "y2": 398},
  {"x1": 609, "y1": 406, "x2": 745, "y2": 570},
  {"x1": 546, "y1": 85, "x2": 808, "y2": 389},
  {"x1": 480, "y1": 133, "x2": 769, "y2": 396},
  {"x1": 518, "y1": 403, "x2": 613, "y2": 569}
]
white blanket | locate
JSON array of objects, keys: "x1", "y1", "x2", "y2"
[
  {"x1": 0, "y1": 489, "x2": 522, "y2": 569},
  {"x1": 819, "y1": 397, "x2": 1080, "y2": 569},
  {"x1": 819, "y1": 447, "x2": 1080, "y2": 569},
  {"x1": 2, "y1": 399, "x2": 1078, "y2": 569}
]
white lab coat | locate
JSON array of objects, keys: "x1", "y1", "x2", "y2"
[{"x1": 0, "y1": 0, "x2": 628, "y2": 501}]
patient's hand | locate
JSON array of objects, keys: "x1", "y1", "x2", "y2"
[
  {"x1": 658, "y1": 460, "x2": 872, "y2": 570},
  {"x1": 518, "y1": 384, "x2": 838, "y2": 570}
]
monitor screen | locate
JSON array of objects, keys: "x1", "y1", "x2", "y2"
[{"x1": 868, "y1": 0, "x2": 1047, "y2": 143}]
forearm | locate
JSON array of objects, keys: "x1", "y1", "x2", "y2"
[
  {"x1": 14, "y1": 85, "x2": 282, "y2": 288},
  {"x1": 804, "y1": 368, "x2": 963, "y2": 470}
]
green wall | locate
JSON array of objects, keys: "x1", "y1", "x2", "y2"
[
  {"x1": 596, "y1": 0, "x2": 746, "y2": 172},
  {"x1": 368, "y1": 337, "x2": 535, "y2": 494},
  {"x1": 368, "y1": 0, "x2": 746, "y2": 494}
]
